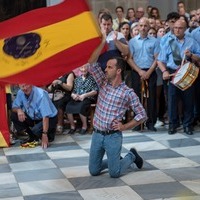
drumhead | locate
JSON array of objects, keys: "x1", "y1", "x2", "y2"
[{"x1": 173, "y1": 62, "x2": 190, "y2": 84}]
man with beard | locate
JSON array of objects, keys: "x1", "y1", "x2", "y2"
[{"x1": 87, "y1": 30, "x2": 147, "y2": 177}]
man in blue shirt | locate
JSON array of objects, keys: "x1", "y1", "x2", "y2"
[
  {"x1": 157, "y1": 19, "x2": 200, "y2": 135},
  {"x1": 160, "y1": 12, "x2": 180, "y2": 48},
  {"x1": 191, "y1": 26, "x2": 200, "y2": 125},
  {"x1": 11, "y1": 84, "x2": 58, "y2": 148},
  {"x1": 127, "y1": 17, "x2": 160, "y2": 131}
]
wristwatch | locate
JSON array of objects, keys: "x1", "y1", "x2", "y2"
[{"x1": 43, "y1": 131, "x2": 48, "y2": 134}]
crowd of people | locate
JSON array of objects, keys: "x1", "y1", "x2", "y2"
[{"x1": 7, "y1": 1, "x2": 200, "y2": 177}]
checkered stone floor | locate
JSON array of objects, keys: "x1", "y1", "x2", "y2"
[{"x1": 0, "y1": 126, "x2": 200, "y2": 200}]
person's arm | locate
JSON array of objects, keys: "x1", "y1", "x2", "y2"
[
  {"x1": 12, "y1": 91, "x2": 26, "y2": 122},
  {"x1": 12, "y1": 108, "x2": 26, "y2": 122},
  {"x1": 88, "y1": 29, "x2": 107, "y2": 64},
  {"x1": 60, "y1": 73, "x2": 74, "y2": 91},
  {"x1": 157, "y1": 61, "x2": 171, "y2": 80},
  {"x1": 185, "y1": 49, "x2": 200, "y2": 63},
  {"x1": 41, "y1": 116, "x2": 49, "y2": 149},
  {"x1": 113, "y1": 31, "x2": 129, "y2": 56},
  {"x1": 78, "y1": 90, "x2": 97, "y2": 101},
  {"x1": 145, "y1": 54, "x2": 158, "y2": 79},
  {"x1": 127, "y1": 52, "x2": 141, "y2": 73},
  {"x1": 127, "y1": 52, "x2": 147, "y2": 79},
  {"x1": 112, "y1": 90, "x2": 147, "y2": 131},
  {"x1": 112, "y1": 118, "x2": 144, "y2": 131}
]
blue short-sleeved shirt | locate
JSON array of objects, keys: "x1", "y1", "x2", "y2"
[
  {"x1": 191, "y1": 27, "x2": 200, "y2": 45},
  {"x1": 128, "y1": 34, "x2": 160, "y2": 69},
  {"x1": 12, "y1": 86, "x2": 57, "y2": 120},
  {"x1": 160, "y1": 31, "x2": 175, "y2": 48},
  {"x1": 157, "y1": 35, "x2": 200, "y2": 70}
]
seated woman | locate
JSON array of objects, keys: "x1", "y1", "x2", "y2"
[
  {"x1": 48, "y1": 72, "x2": 75, "y2": 134},
  {"x1": 66, "y1": 64, "x2": 98, "y2": 135}
]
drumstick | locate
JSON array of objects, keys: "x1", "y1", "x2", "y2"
[
  {"x1": 169, "y1": 73, "x2": 175, "y2": 77},
  {"x1": 181, "y1": 53, "x2": 186, "y2": 67}
]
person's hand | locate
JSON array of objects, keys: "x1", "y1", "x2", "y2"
[
  {"x1": 121, "y1": 53, "x2": 128, "y2": 60},
  {"x1": 100, "y1": 26, "x2": 107, "y2": 42},
  {"x1": 17, "y1": 109, "x2": 26, "y2": 122},
  {"x1": 112, "y1": 31, "x2": 118, "y2": 41},
  {"x1": 112, "y1": 120, "x2": 124, "y2": 131},
  {"x1": 184, "y1": 49, "x2": 192, "y2": 58},
  {"x1": 71, "y1": 93, "x2": 79, "y2": 101},
  {"x1": 41, "y1": 134, "x2": 49, "y2": 149},
  {"x1": 78, "y1": 94, "x2": 86, "y2": 101},
  {"x1": 138, "y1": 69, "x2": 147, "y2": 80},
  {"x1": 162, "y1": 70, "x2": 171, "y2": 80}
]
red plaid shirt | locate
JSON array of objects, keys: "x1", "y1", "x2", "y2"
[{"x1": 89, "y1": 63, "x2": 147, "y2": 130}]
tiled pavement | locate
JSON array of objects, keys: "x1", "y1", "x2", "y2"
[{"x1": 0, "y1": 126, "x2": 200, "y2": 200}]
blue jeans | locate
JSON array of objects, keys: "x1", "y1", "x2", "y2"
[{"x1": 89, "y1": 131, "x2": 135, "y2": 178}]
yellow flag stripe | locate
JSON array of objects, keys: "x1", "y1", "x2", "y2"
[
  {"x1": 0, "y1": 131, "x2": 8, "y2": 147},
  {"x1": 0, "y1": 11, "x2": 99, "y2": 77}
]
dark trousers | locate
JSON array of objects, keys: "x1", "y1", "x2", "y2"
[
  {"x1": 168, "y1": 81, "x2": 194, "y2": 129},
  {"x1": 11, "y1": 112, "x2": 57, "y2": 141},
  {"x1": 131, "y1": 70, "x2": 157, "y2": 126},
  {"x1": 194, "y1": 72, "x2": 200, "y2": 120}
]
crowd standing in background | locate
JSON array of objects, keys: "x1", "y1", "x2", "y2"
[{"x1": 9, "y1": 1, "x2": 200, "y2": 153}]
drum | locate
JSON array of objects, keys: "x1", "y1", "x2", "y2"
[{"x1": 172, "y1": 62, "x2": 199, "y2": 91}]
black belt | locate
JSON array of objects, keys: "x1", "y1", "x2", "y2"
[{"x1": 93, "y1": 128, "x2": 118, "y2": 135}]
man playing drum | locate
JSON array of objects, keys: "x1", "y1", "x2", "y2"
[{"x1": 157, "y1": 19, "x2": 200, "y2": 135}]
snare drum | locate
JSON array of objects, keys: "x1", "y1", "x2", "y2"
[{"x1": 172, "y1": 62, "x2": 199, "y2": 91}]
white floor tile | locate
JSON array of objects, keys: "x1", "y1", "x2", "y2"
[
  {"x1": 147, "y1": 157, "x2": 200, "y2": 169},
  {"x1": 61, "y1": 165, "x2": 90, "y2": 178},
  {"x1": 47, "y1": 149, "x2": 89, "y2": 159},
  {"x1": 120, "y1": 170, "x2": 175, "y2": 185},
  {"x1": 79, "y1": 186, "x2": 143, "y2": 200},
  {"x1": 181, "y1": 179, "x2": 200, "y2": 195},
  {"x1": 0, "y1": 173, "x2": 17, "y2": 185},
  {"x1": 19, "y1": 179, "x2": 75, "y2": 196},
  {"x1": 10, "y1": 160, "x2": 57, "y2": 172},
  {"x1": 123, "y1": 141, "x2": 167, "y2": 152}
]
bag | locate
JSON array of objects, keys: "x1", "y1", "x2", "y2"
[{"x1": 49, "y1": 90, "x2": 65, "y2": 101}]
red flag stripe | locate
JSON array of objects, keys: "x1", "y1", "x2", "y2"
[
  {"x1": 0, "y1": 0, "x2": 93, "y2": 39},
  {"x1": 0, "y1": 37, "x2": 101, "y2": 85}
]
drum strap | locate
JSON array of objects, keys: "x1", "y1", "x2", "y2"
[{"x1": 169, "y1": 39, "x2": 182, "y2": 66}]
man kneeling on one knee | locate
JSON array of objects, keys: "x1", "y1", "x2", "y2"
[{"x1": 11, "y1": 84, "x2": 58, "y2": 148}]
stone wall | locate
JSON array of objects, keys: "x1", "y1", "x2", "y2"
[
  {"x1": 47, "y1": 0, "x2": 199, "y2": 20},
  {"x1": 89, "y1": 0, "x2": 148, "y2": 19}
]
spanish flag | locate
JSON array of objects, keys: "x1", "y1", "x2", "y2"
[
  {"x1": 0, "y1": 0, "x2": 101, "y2": 147},
  {"x1": 0, "y1": 84, "x2": 10, "y2": 147}
]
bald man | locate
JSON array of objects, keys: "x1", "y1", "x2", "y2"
[
  {"x1": 157, "y1": 19, "x2": 200, "y2": 135},
  {"x1": 127, "y1": 17, "x2": 160, "y2": 131}
]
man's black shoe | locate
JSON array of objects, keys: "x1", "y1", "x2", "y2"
[
  {"x1": 130, "y1": 148, "x2": 143, "y2": 169},
  {"x1": 67, "y1": 128, "x2": 76, "y2": 134},
  {"x1": 184, "y1": 127, "x2": 193, "y2": 135},
  {"x1": 80, "y1": 128, "x2": 87, "y2": 135},
  {"x1": 168, "y1": 128, "x2": 176, "y2": 135},
  {"x1": 147, "y1": 125, "x2": 157, "y2": 132}
]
